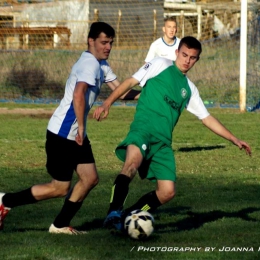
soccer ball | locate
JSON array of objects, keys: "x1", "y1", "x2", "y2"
[{"x1": 124, "y1": 209, "x2": 154, "y2": 240}]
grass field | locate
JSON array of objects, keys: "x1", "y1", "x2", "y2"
[{"x1": 0, "y1": 104, "x2": 259, "y2": 260}]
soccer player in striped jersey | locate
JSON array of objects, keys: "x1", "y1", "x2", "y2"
[{"x1": 0, "y1": 22, "x2": 140, "y2": 234}]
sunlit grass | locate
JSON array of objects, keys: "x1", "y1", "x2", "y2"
[{"x1": 0, "y1": 105, "x2": 259, "y2": 260}]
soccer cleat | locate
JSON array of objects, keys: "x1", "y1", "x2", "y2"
[
  {"x1": 49, "y1": 224, "x2": 88, "y2": 235},
  {"x1": 103, "y1": 210, "x2": 123, "y2": 231},
  {"x1": 0, "y1": 193, "x2": 10, "y2": 231}
]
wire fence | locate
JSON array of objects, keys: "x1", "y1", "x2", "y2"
[{"x1": 0, "y1": 0, "x2": 259, "y2": 110}]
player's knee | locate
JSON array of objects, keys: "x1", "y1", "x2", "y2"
[
  {"x1": 122, "y1": 162, "x2": 138, "y2": 178},
  {"x1": 158, "y1": 189, "x2": 175, "y2": 204},
  {"x1": 167, "y1": 190, "x2": 176, "y2": 200},
  {"x1": 164, "y1": 191, "x2": 175, "y2": 202},
  {"x1": 49, "y1": 180, "x2": 70, "y2": 197},
  {"x1": 55, "y1": 186, "x2": 70, "y2": 197},
  {"x1": 129, "y1": 164, "x2": 138, "y2": 177},
  {"x1": 89, "y1": 175, "x2": 99, "y2": 188},
  {"x1": 80, "y1": 173, "x2": 99, "y2": 189}
]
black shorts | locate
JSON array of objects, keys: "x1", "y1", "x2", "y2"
[{"x1": 45, "y1": 130, "x2": 95, "y2": 181}]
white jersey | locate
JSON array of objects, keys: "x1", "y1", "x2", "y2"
[
  {"x1": 47, "y1": 51, "x2": 116, "y2": 140},
  {"x1": 145, "y1": 37, "x2": 180, "y2": 62}
]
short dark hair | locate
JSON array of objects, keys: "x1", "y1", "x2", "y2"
[
  {"x1": 178, "y1": 36, "x2": 202, "y2": 54},
  {"x1": 88, "y1": 22, "x2": 115, "y2": 40}
]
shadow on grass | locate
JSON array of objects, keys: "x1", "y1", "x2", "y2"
[
  {"x1": 156, "y1": 207, "x2": 260, "y2": 233},
  {"x1": 13, "y1": 218, "x2": 105, "y2": 233},
  {"x1": 178, "y1": 145, "x2": 226, "y2": 152},
  {"x1": 79, "y1": 218, "x2": 104, "y2": 230},
  {"x1": 9, "y1": 207, "x2": 260, "y2": 234}
]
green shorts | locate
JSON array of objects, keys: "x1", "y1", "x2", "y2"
[{"x1": 115, "y1": 130, "x2": 176, "y2": 182}]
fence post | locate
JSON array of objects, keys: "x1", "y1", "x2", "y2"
[
  {"x1": 116, "y1": 10, "x2": 121, "y2": 47},
  {"x1": 94, "y1": 9, "x2": 99, "y2": 22},
  {"x1": 153, "y1": 9, "x2": 157, "y2": 41},
  {"x1": 197, "y1": 5, "x2": 201, "y2": 40},
  {"x1": 180, "y1": 10, "x2": 184, "y2": 38},
  {"x1": 239, "y1": 0, "x2": 247, "y2": 112}
]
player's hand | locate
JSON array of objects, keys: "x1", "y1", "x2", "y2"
[
  {"x1": 234, "y1": 139, "x2": 252, "y2": 156},
  {"x1": 75, "y1": 129, "x2": 84, "y2": 146},
  {"x1": 93, "y1": 104, "x2": 110, "y2": 121}
]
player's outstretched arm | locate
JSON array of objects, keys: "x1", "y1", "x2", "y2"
[
  {"x1": 201, "y1": 115, "x2": 252, "y2": 156},
  {"x1": 106, "y1": 79, "x2": 141, "y2": 101},
  {"x1": 93, "y1": 77, "x2": 139, "y2": 121}
]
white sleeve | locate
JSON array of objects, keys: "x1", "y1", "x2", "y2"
[
  {"x1": 145, "y1": 42, "x2": 156, "y2": 63},
  {"x1": 186, "y1": 78, "x2": 210, "y2": 120},
  {"x1": 132, "y1": 57, "x2": 172, "y2": 87},
  {"x1": 76, "y1": 60, "x2": 99, "y2": 86},
  {"x1": 100, "y1": 61, "x2": 117, "y2": 83}
]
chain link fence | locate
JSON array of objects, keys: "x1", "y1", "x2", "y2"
[{"x1": 0, "y1": 0, "x2": 258, "y2": 109}]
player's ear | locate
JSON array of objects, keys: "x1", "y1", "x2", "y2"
[
  {"x1": 88, "y1": 38, "x2": 94, "y2": 47},
  {"x1": 162, "y1": 26, "x2": 165, "y2": 33}
]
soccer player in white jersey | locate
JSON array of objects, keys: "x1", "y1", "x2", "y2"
[
  {"x1": 0, "y1": 22, "x2": 140, "y2": 234},
  {"x1": 145, "y1": 16, "x2": 181, "y2": 62},
  {"x1": 93, "y1": 36, "x2": 252, "y2": 231}
]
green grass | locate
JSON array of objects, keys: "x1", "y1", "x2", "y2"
[{"x1": 0, "y1": 105, "x2": 259, "y2": 260}]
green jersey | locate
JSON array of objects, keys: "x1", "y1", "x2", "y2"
[{"x1": 131, "y1": 58, "x2": 209, "y2": 146}]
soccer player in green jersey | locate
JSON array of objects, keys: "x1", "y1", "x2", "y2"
[{"x1": 93, "y1": 36, "x2": 252, "y2": 231}]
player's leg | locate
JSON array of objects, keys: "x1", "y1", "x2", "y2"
[
  {"x1": 156, "y1": 180, "x2": 176, "y2": 204},
  {"x1": 0, "y1": 131, "x2": 75, "y2": 231},
  {"x1": 104, "y1": 144, "x2": 143, "y2": 229},
  {"x1": 123, "y1": 144, "x2": 176, "y2": 218},
  {"x1": 0, "y1": 130, "x2": 73, "y2": 230},
  {"x1": 50, "y1": 135, "x2": 97, "y2": 234},
  {"x1": 123, "y1": 181, "x2": 175, "y2": 219},
  {"x1": 70, "y1": 163, "x2": 99, "y2": 202},
  {"x1": 104, "y1": 129, "x2": 151, "y2": 230},
  {"x1": 0, "y1": 178, "x2": 71, "y2": 231},
  {"x1": 2, "y1": 179, "x2": 70, "y2": 207},
  {"x1": 51, "y1": 163, "x2": 98, "y2": 232},
  {"x1": 108, "y1": 145, "x2": 142, "y2": 212}
]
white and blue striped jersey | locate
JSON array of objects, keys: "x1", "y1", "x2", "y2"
[{"x1": 47, "y1": 51, "x2": 117, "y2": 140}]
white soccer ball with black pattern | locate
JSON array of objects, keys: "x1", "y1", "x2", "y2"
[{"x1": 124, "y1": 209, "x2": 154, "y2": 240}]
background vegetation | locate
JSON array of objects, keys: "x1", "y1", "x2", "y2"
[{"x1": 0, "y1": 36, "x2": 255, "y2": 107}]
